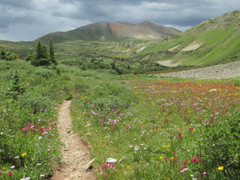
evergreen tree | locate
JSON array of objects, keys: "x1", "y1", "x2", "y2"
[
  {"x1": 42, "y1": 45, "x2": 48, "y2": 59},
  {"x1": 49, "y1": 39, "x2": 57, "y2": 65},
  {"x1": 0, "y1": 48, "x2": 6, "y2": 60},
  {"x1": 36, "y1": 40, "x2": 43, "y2": 60}
]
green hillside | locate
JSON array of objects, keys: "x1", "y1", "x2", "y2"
[
  {"x1": 1, "y1": 10, "x2": 240, "y2": 69},
  {"x1": 136, "y1": 10, "x2": 240, "y2": 66},
  {"x1": 38, "y1": 22, "x2": 116, "y2": 44}
]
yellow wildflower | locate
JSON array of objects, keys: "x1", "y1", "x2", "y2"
[
  {"x1": 133, "y1": 138, "x2": 136, "y2": 141},
  {"x1": 218, "y1": 166, "x2": 224, "y2": 170},
  {"x1": 160, "y1": 156, "x2": 164, "y2": 159},
  {"x1": 170, "y1": 157, "x2": 174, "y2": 160},
  {"x1": 22, "y1": 153, "x2": 27, "y2": 157},
  {"x1": 127, "y1": 166, "x2": 130, "y2": 170},
  {"x1": 193, "y1": 129, "x2": 196, "y2": 132}
]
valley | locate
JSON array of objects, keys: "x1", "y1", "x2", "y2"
[{"x1": 0, "y1": 10, "x2": 240, "y2": 180}]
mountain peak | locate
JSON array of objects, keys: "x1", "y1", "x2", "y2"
[{"x1": 38, "y1": 21, "x2": 181, "y2": 44}]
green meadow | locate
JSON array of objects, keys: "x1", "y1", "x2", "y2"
[{"x1": 1, "y1": 10, "x2": 240, "y2": 180}]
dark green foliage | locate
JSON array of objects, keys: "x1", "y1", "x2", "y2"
[
  {"x1": 5, "y1": 70, "x2": 25, "y2": 100},
  {"x1": 42, "y1": 45, "x2": 49, "y2": 59},
  {"x1": 17, "y1": 92, "x2": 51, "y2": 114},
  {"x1": 234, "y1": 79, "x2": 240, "y2": 86},
  {"x1": 29, "y1": 40, "x2": 57, "y2": 66},
  {"x1": 49, "y1": 39, "x2": 57, "y2": 65},
  {"x1": 0, "y1": 48, "x2": 6, "y2": 60},
  {"x1": 56, "y1": 68, "x2": 61, "y2": 75},
  {"x1": 198, "y1": 111, "x2": 240, "y2": 179},
  {"x1": 36, "y1": 40, "x2": 44, "y2": 60},
  {"x1": 0, "y1": 48, "x2": 18, "y2": 61}
]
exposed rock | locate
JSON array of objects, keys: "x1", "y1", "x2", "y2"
[{"x1": 106, "y1": 158, "x2": 117, "y2": 164}]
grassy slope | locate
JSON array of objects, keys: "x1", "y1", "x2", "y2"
[
  {"x1": 138, "y1": 10, "x2": 240, "y2": 66},
  {"x1": 1, "y1": 10, "x2": 240, "y2": 68}
]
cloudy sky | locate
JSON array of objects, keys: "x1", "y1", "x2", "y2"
[{"x1": 0, "y1": 0, "x2": 240, "y2": 42}]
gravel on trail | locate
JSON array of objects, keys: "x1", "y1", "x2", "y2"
[
  {"x1": 50, "y1": 100, "x2": 95, "y2": 180},
  {"x1": 160, "y1": 61, "x2": 240, "y2": 79}
]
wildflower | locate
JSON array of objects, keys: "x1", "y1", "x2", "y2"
[
  {"x1": 193, "y1": 129, "x2": 196, "y2": 132},
  {"x1": 97, "y1": 166, "x2": 100, "y2": 170},
  {"x1": 0, "y1": 170, "x2": 2, "y2": 174},
  {"x1": 203, "y1": 172, "x2": 208, "y2": 176},
  {"x1": 104, "y1": 173, "x2": 108, "y2": 178},
  {"x1": 40, "y1": 174, "x2": 45, "y2": 178},
  {"x1": 218, "y1": 166, "x2": 224, "y2": 170},
  {"x1": 127, "y1": 166, "x2": 130, "y2": 170},
  {"x1": 160, "y1": 156, "x2": 164, "y2": 159},
  {"x1": 165, "y1": 157, "x2": 167, "y2": 162},
  {"x1": 170, "y1": 135, "x2": 173, "y2": 138},
  {"x1": 15, "y1": 156, "x2": 19, "y2": 159},
  {"x1": 22, "y1": 153, "x2": 27, "y2": 157},
  {"x1": 170, "y1": 157, "x2": 174, "y2": 160},
  {"x1": 11, "y1": 166, "x2": 15, "y2": 169},
  {"x1": 31, "y1": 158, "x2": 34, "y2": 160},
  {"x1": 133, "y1": 138, "x2": 136, "y2": 141},
  {"x1": 8, "y1": 170, "x2": 12, "y2": 177}
]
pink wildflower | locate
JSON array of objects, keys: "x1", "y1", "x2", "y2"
[
  {"x1": 8, "y1": 170, "x2": 12, "y2": 177},
  {"x1": 104, "y1": 173, "x2": 108, "y2": 178}
]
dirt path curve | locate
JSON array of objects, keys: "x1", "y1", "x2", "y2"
[{"x1": 50, "y1": 100, "x2": 95, "y2": 180}]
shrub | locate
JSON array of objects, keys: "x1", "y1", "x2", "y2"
[
  {"x1": 33, "y1": 67, "x2": 55, "y2": 79},
  {"x1": 90, "y1": 82, "x2": 135, "y2": 110},
  {"x1": 198, "y1": 111, "x2": 240, "y2": 179},
  {"x1": 74, "y1": 82, "x2": 89, "y2": 93},
  {"x1": 17, "y1": 91, "x2": 52, "y2": 114},
  {"x1": 60, "y1": 74, "x2": 71, "y2": 81},
  {"x1": 234, "y1": 79, "x2": 240, "y2": 86}
]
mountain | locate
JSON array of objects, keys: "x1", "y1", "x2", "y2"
[
  {"x1": 38, "y1": 21, "x2": 181, "y2": 44},
  {"x1": 137, "y1": 10, "x2": 240, "y2": 66}
]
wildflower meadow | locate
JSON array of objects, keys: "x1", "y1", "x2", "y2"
[{"x1": 71, "y1": 75, "x2": 240, "y2": 179}]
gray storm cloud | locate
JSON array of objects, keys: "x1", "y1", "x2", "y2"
[{"x1": 0, "y1": 0, "x2": 239, "y2": 41}]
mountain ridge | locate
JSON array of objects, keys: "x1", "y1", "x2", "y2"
[{"x1": 38, "y1": 21, "x2": 181, "y2": 44}]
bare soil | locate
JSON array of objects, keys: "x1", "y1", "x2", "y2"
[
  {"x1": 182, "y1": 42, "x2": 202, "y2": 51},
  {"x1": 157, "y1": 60, "x2": 181, "y2": 67},
  {"x1": 50, "y1": 100, "x2": 95, "y2": 180}
]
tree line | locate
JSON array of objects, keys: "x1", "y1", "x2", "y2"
[{"x1": 25, "y1": 39, "x2": 57, "y2": 66}]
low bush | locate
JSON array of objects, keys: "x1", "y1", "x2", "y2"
[
  {"x1": 89, "y1": 82, "x2": 135, "y2": 110},
  {"x1": 198, "y1": 111, "x2": 240, "y2": 179}
]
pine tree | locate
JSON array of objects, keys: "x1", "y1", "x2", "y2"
[
  {"x1": 0, "y1": 48, "x2": 6, "y2": 60},
  {"x1": 36, "y1": 40, "x2": 43, "y2": 60},
  {"x1": 49, "y1": 39, "x2": 57, "y2": 65},
  {"x1": 42, "y1": 45, "x2": 48, "y2": 59}
]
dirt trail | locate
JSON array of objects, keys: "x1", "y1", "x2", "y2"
[{"x1": 50, "y1": 100, "x2": 95, "y2": 180}]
